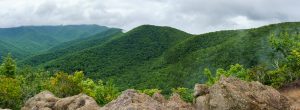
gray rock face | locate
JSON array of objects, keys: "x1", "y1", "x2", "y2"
[
  {"x1": 194, "y1": 76, "x2": 291, "y2": 110},
  {"x1": 21, "y1": 91, "x2": 100, "y2": 110}
]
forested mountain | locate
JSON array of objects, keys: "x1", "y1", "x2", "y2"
[
  {"x1": 0, "y1": 25, "x2": 110, "y2": 59},
  {"x1": 20, "y1": 22, "x2": 300, "y2": 91},
  {"x1": 21, "y1": 28, "x2": 123, "y2": 66}
]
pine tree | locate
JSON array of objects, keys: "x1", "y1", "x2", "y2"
[{"x1": 0, "y1": 53, "x2": 17, "y2": 77}]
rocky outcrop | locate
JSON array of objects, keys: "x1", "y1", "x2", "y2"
[
  {"x1": 54, "y1": 94, "x2": 100, "y2": 110},
  {"x1": 152, "y1": 92, "x2": 166, "y2": 103},
  {"x1": 101, "y1": 89, "x2": 166, "y2": 110},
  {"x1": 21, "y1": 91, "x2": 100, "y2": 110},
  {"x1": 165, "y1": 93, "x2": 194, "y2": 110},
  {"x1": 21, "y1": 91, "x2": 59, "y2": 110},
  {"x1": 22, "y1": 76, "x2": 293, "y2": 110},
  {"x1": 279, "y1": 80, "x2": 300, "y2": 110},
  {"x1": 194, "y1": 76, "x2": 291, "y2": 110},
  {"x1": 101, "y1": 89, "x2": 195, "y2": 110}
]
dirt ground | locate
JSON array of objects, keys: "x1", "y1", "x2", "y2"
[{"x1": 279, "y1": 80, "x2": 300, "y2": 110}]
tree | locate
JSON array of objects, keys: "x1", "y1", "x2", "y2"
[
  {"x1": 268, "y1": 31, "x2": 300, "y2": 87},
  {"x1": 0, "y1": 53, "x2": 17, "y2": 77}
]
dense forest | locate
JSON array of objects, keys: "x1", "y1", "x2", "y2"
[
  {"x1": 0, "y1": 25, "x2": 110, "y2": 60},
  {"x1": 20, "y1": 22, "x2": 300, "y2": 91},
  {"x1": 0, "y1": 22, "x2": 300, "y2": 109}
]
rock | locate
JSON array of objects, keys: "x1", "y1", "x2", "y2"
[
  {"x1": 194, "y1": 76, "x2": 291, "y2": 110},
  {"x1": 194, "y1": 84, "x2": 209, "y2": 97},
  {"x1": 101, "y1": 89, "x2": 166, "y2": 110},
  {"x1": 21, "y1": 91, "x2": 59, "y2": 110},
  {"x1": 152, "y1": 92, "x2": 166, "y2": 103},
  {"x1": 54, "y1": 94, "x2": 100, "y2": 110},
  {"x1": 0, "y1": 109, "x2": 12, "y2": 110},
  {"x1": 21, "y1": 91, "x2": 100, "y2": 110},
  {"x1": 195, "y1": 95, "x2": 208, "y2": 110},
  {"x1": 279, "y1": 80, "x2": 300, "y2": 110},
  {"x1": 165, "y1": 93, "x2": 195, "y2": 110}
]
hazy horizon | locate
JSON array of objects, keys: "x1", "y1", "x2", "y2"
[{"x1": 1, "y1": 0, "x2": 300, "y2": 34}]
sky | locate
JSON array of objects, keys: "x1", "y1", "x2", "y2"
[{"x1": 0, "y1": 0, "x2": 300, "y2": 34}]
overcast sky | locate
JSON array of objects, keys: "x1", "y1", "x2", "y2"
[{"x1": 0, "y1": 0, "x2": 299, "y2": 34}]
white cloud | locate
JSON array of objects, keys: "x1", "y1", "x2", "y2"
[{"x1": 0, "y1": 0, "x2": 299, "y2": 34}]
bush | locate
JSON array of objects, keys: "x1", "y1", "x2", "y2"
[
  {"x1": 204, "y1": 64, "x2": 250, "y2": 85},
  {"x1": 138, "y1": 89, "x2": 161, "y2": 96},
  {"x1": 94, "y1": 80, "x2": 119, "y2": 105},
  {"x1": 46, "y1": 71, "x2": 84, "y2": 97},
  {"x1": 0, "y1": 76, "x2": 22, "y2": 109},
  {"x1": 171, "y1": 87, "x2": 193, "y2": 103},
  {"x1": 80, "y1": 78, "x2": 119, "y2": 105}
]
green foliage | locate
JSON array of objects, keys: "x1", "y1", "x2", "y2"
[
  {"x1": 46, "y1": 71, "x2": 84, "y2": 97},
  {"x1": 138, "y1": 89, "x2": 162, "y2": 96},
  {"x1": 0, "y1": 76, "x2": 22, "y2": 109},
  {"x1": 204, "y1": 68, "x2": 215, "y2": 86},
  {"x1": 17, "y1": 67, "x2": 50, "y2": 102},
  {"x1": 80, "y1": 79, "x2": 119, "y2": 105},
  {"x1": 0, "y1": 53, "x2": 17, "y2": 77},
  {"x1": 204, "y1": 64, "x2": 250, "y2": 85},
  {"x1": 46, "y1": 71, "x2": 119, "y2": 105},
  {"x1": 266, "y1": 31, "x2": 300, "y2": 88},
  {"x1": 94, "y1": 80, "x2": 119, "y2": 105},
  {"x1": 171, "y1": 87, "x2": 193, "y2": 103}
]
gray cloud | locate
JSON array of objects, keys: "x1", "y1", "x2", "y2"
[{"x1": 0, "y1": 0, "x2": 299, "y2": 34}]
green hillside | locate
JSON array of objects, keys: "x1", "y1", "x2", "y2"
[
  {"x1": 22, "y1": 22, "x2": 300, "y2": 91},
  {"x1": 0, "y1": 25, "x2": 110, "y2": 59},
  {"x1": 0, "y1": 40, "x2": 28, "y2": 59},
  {"x1": 21, "y1": 28, "x2": 123, "y2": 66}
]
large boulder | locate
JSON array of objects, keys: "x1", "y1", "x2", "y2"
[
  {"x1": 195, "y1": 76, "x2": 291, "y2": 110},
  {"x1": 21, "y1": 91, "x2": 59, "y2": 110},
  {"x1": 279, "y1": 80, "x2": 300, "y2": 110},
  {"x1": 165, "y1": 93, "x2": 195, "y2": 110},
  {"x1": 101, "y1": 89, "x2": 166, "y2": 110},
  {"x1": 21, "y1": 91, "x2": 100, "y2": 110},
  {"x1": 54, "y1": 94, "x2": 100, "y2": 110},
  {"x1": 101, "y1": 89, "x2": 195, "y2": 110}
]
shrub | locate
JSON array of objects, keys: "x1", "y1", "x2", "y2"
[
  {"x1": 138, "y1": 89, "x2": 161, "y2": 96},
  {"x1": 47, "y1": 71, "x2": 84, "y2": 97},
  {"x1": 0, "y1": 76, "x2": 22, "y2": 109},
  {"x1": 204, "y1": 64, "x2": 250, "y2": 85},
  {"x1": 94, "y1": 80, "x2": 119, "y2": 105},
  {"x1": 171, "y1": 87, "x2": 193, "y2": 103}
]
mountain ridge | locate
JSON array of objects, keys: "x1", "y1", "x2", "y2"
[{"x1": 15, "y1": 22, "x2": 300, "y2": 91}]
